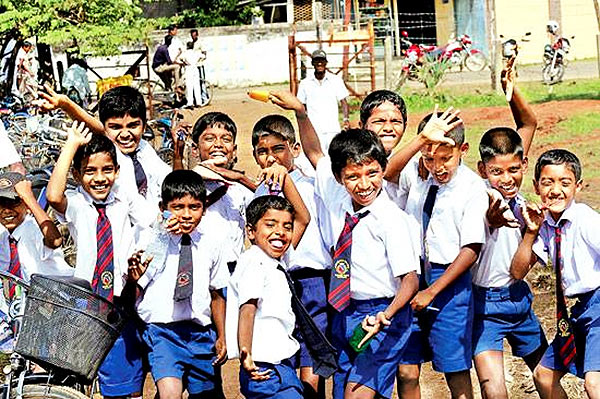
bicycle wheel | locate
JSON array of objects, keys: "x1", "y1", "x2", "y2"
[
  {"x1": 542, "y1": 63, "x2": 564, "y2": 85},
  {"x1": 9, "y1": 384, "x2": 88, "y2": 399},
  {"x1": 158, "y1": 147, "x2": 174, "y2": 166},
  {"x1": 464, "y1": 52, "x2": 487, "y2": 72},
  {"x1": 199, "y1": 80, "x2": 213, "y2": 107}
]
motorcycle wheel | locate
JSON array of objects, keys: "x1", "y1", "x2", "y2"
[
  {"x1": 464, "y1": 52, "x2": 487, "y2": 72},
  {"x1": 542, "y1": 63, "x2": 565, "y2": 85}
]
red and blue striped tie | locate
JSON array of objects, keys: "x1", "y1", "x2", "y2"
[
  {"x1": 93, "y1": 204, "x2": 114, "y2": 302},
  {"x1": 7, "y1": 236, "x2": 22, "y2": 299},
  {"x1": 554, "y1": 222, "x2": 576, "y2": 368},
  {"x1": 328, "y1": 211, "x2": 369, "y2": 312}
]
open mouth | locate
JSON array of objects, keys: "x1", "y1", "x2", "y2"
[
  {"x1": 269, "y1": 239, "x2": 287, "y2": 250},
  {"x1": 355, "y1": 188, "x2": 376, "y2": 203}
]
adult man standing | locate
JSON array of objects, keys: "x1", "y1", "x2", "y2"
[
  {"x1": 297, "y1": 49, "x2": 349, "y2": 151},
  {"x1": 167, "y1": 24, "x2": 185, "y2": 64}
]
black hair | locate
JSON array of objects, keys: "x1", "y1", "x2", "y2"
[
  {"x1": 192, "y1": 112, "x2": 237, "y2": 143},
  {"x1": 98, "y1": 86, "x2": 147, "y2": 127},
  {"x1": 191, "y1": 29, "x2": 198, "y2": 35},
  {"x1": 70, "y1": 58, "x2": 87, "y2": 69},
  {"x1": 328, "y1": 128, "x2": 388, "y2": 179},
  {"x1": 246, "y1": 195, "x2": 295, "y2": 227},
  {"x1": 534, "y1": 149, "x2": 582, "y2": 181},
  {"x1": 73, "y1": 134, "x2": 118, "y2": 172},
  {"x1": 417, "y1": 112, "x2": 465, "y2": 146},
  {"x1": 161, "y1": 169, "x2": 207, "y2": 205},
  {"x1": 252, "y1": 114, "x2": 296, "y2": 148},
  {"x1": 479, "y1": 127, "x2": 524, "y2": 163},
  {"x1": 360, "y1": 90, "x2": 407, "y2": 125},
  {"x1": 164, "y1": 35, "x2": 173, "y2": 46},
  {"x1": 167, "y1": 24, "x2": 177, "y2": 32}
]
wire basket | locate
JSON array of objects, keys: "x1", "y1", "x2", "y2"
[{"x1": 15, "y1": 275, "x2": 126, "y2": 381}]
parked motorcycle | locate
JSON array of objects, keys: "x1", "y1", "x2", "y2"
[{"x1": 542, "y1": 20, "x2": 574, "y2": 85}]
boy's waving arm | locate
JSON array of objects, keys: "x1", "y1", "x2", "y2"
[
  {"x1": 14, "y1": 179, "x2": 62, "y2": 248},
  {"x1": 510, "y1": 202, "x2": 544, "y2": 280}
]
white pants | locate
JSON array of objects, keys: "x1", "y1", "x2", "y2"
[{"x1": 184, "y1": 66, "x2": 201, "y2": 106}]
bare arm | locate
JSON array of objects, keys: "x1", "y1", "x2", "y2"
[
  {"x1": 238, "y1": 300, "x2": 270, "y2": 380},
  {"x1": 210, "y1": 289, "x2": 227, "y2": 364},
  {"x1": 502, "y1": 63, "x2": 537, "y2": 156},
  {"x1": 510, "y1": 202, "x2": 544, "y2": 279},
  {"x1": 341, "y1": 98, "x2": 349, "y2": 128},
  {"x1": 14, "y1": 180, "x2": 63, "y2": 248},
  {"x1": 38, "y1": 86, "x2": 105, "y2": 134}
]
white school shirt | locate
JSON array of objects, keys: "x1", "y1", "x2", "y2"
[
  {"x1": 472, "y1": 188, "x2": 526, "y2": 287},
  {"x1": 396, "y1": 158, "x2": 488, "y2": 265},
  {"x1": 534, "y1": 201, "x2": 600, "y2": 297},
  {"x1": 202, "y1": 181, "x2": 253, "y2": 264},
  {"x1": 56, "y1": 187, "x2": 148, "y2": 297},
  {"x1": 168, "y1": 36, "x2": 185, "y2": 62},
  {"x1": 0, "y1": 123, "x2": 20, "y2": 169},
  {"x1": 226, "y1": 245, "x2": 299, "y2": 364},
  {"x1": 114, "y1": 140, "x2": 171, "y2": 218},
  {"x1": 254, "y1": 169, "x2": 330, "y2": 271},
  {"x1": 0, "y1": 215, "x2": 73, "y2": 281},
  {"x1": 297, "y1": 72, "x2": 348, "y2": 141},
  {"x1": 314, "y1": 157, "x2": 420, "y2": 300},
  {"x1": 136, "y1": 227, "x2": 228, "y2": 325}
]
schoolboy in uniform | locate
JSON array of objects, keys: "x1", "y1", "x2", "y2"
[
  {"x1": 385, "y1": 108, "x2": 489, "y2": 399},
  {"x1": 510, "y1": 149, "x2": 600, "y2": 399},
  {"x1": 269, "y1": 91, "x2": 421, "y2": 399},
  {"x1": 227, "y1": 168, "x2": 311, "y2": 399},
  {"x1": 472, "y1": 69, "x2": 545, "y2": 399},
  {"x1": 0, "y1": 172, "x2": 72, "y2": 282},
  {"x1": 251, "y1": 114, "x2": 331, "y2": 398},
  {"x1": 46, "y1": 122, "x2": 150, "y2": 399},
  {"x1": 127, "y1": 169, "x2": 228, "y2": 399}
]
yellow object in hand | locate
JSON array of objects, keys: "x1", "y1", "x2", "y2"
[{"x1": 248, "y1": 90, "x2": 270, "y2": 102}]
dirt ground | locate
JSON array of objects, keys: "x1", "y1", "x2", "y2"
[{"x1": 143, "y1": 92, "x2": 600, "y2": 398}]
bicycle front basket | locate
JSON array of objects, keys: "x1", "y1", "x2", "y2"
[{"x1": 15, "y1": 274, "x2": 126, "y2": 381}]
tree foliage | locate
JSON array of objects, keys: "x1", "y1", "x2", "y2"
[
  {"x1": 0, "y1": 0, "x2": 154, "y2": 55},
  {"x1": 171, "y1": 0, "x2": 257, "y2": 28}
]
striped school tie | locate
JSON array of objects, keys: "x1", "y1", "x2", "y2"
[
  {"x1": 93, "y1": 204, "x2": 114, "y2": 301},
  {"x1": 7, "y1": 236, "x2": 22, "y2": 299},
  {"x1": 129, "y1": 150, "x2": 148, "y2": 197},
  {"x1": 328, "y1": 211, "x2": 369, "y2": 312},
  {"x1": 553, "y1": 221, "x2": 576, "y2": 368}
]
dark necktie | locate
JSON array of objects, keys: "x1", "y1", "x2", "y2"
[
  {"x1": 328, "y1": 211, "x2": 369, "y2": 312},
  {"x1": 94, "y1": 204, "x2": 114, "y2": 301},
  {"x1": 206, "y1": 184, "x2": 229, "y2": 208},
  {"x1": 7, "y1": 236, "x2": 22, "y2": 299},
  {"x1": 421, "y1": 184, "x2": 439, "y2": 285},
  {"x1": 508, "y1": 197, "x2": 526, "y2": 236},
  {"x1": 129, "y1": 151, "x2": 148, "y2": 197},
  {"x1": 553, "y1": 221, "x2": 577, "y2": 368},
  {"x1": 277, "y1": 265, "x2": 338, "y2": 378},
  {"x1": 174, "y1": 233, "x2": 193, "y2": 301}
]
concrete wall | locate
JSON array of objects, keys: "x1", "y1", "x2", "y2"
[{"x1": 560, "y1": 0, "x2": 599, "y2": 60}]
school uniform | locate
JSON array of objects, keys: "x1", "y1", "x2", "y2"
[
  {"x1": 314, "y1": 157, "x2": 419, "y2": 399},
  {"x1": 0, "y1": 215, "x2": 73, "y2": 280},
  {"x1": 0, "y1": 123, "x2": 20, "y2": 170},
  {"x1": 56, "y1": 187, "x2": 150, "y2": 397},
  {"x1": 394, "y1": 159, "x2": 488, "y2": 373},
  {"x1": 226, "y1": 245, "x2": 303, "y2": 399},
  {"x1": 471, "y1": 189, "x2": 546, "y2": 357},
  {"x1": 534, "y1": 201, "x2": 600, "y2": 377},
  {"x1": 254, "y1": 168, "x2": 331, "y2": 368},
  {"x1": 137, "y1": 225, "x2": 228, "y2": 394}
]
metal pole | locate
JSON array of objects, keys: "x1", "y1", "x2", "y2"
[
  {"x1": 392, "y1": 0, "x2": 401, "y2": 57},
  {"x1": 289, "y1": 35, "x2": 298, "y2": 94}
]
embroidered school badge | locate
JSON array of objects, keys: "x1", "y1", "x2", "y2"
[
  {"x1": 177, "y1": 272, "x2": 191, "y2": 287},
  {"x1": 334, "y1": 259, "x2": 350, "y2": 279},
  {"x1": 101, "y1": 271, "x2": 113, "y2": 290},
  {"x1": 0, "y1": 178, "x2": 10, "y2": 189},
  {"x1": 558, "y1": 318, "x2": 571, "y2": 337}
]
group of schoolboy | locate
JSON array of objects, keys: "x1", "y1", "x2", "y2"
[{"x1": 0, "y1": 59, "x2": 599, "y2": 399}]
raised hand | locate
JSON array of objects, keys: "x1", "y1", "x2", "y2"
[
  {"x1": 269, "y1": 90, "x2": 305, "y2": 114},
  {"x1": 486, "y1": 190, "x2": 520, "y2": 229},
  {"x1": 522, "y1": 202, "x2": 545, "y2": 233},
  {"x1": 65, "y1": 121, "x2": 92, "y2": 147},
  {"x1": 501, "y1": 55, "x2": 516, "y2": 101},
  {"x1": 420, "y1": 105, "x2": 460, "y2": 147},
  {"x1": 259, "y1": 164, "x2": 288, "y2": 193},
  {"x1": 127, "y1": 250, "x2": 153, "y2": 282},
  {"x1": 13, "y1": 179, "x2": 36, "y2": 203},
  {"x1": 35, "y1": 84, "x2": 67, "y2": 113}
]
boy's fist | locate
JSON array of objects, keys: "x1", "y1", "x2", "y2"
[{"x1": 127, "y1": 250, "x2": 152, "y2": 282}]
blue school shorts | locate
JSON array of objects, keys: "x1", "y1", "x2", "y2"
[
  {"x1": 239, "y1": 358, "x2": 303, "y2": 399},
  {"x1": 397, "y1": 314, "x2": 432, "y2": 365},
  {"x1": 142, "y1": 321, "x2": 219, "y2": 394},
  {"x1": 419, "y1": 264, "x2": 474, "y2": 373},
  {"x1": 289, "y1": 269, "x2": 329, "y2": 368},
  {"x1": 541, "y1": 287, "x2": 600, "y2": 378},
  {"x1": 330, "y1": 297, "x2": 412, "y2": 399},
  {"x1": 97, "y1": 319, "x2": 146, "y2": 396},
  {"x1": 472, "y1": 280, "x2": 547, "y2": 358}
]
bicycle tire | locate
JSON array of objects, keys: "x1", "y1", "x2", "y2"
[
  {"x1": 542, "y1": 63, "x2": 564, "y2": 85},
  {"x1": 157, "y1": 147, "x2": 174, "y2": 166},
  {"x1": 464, "y1": 52, "x2": 487, "y2": 72},
  {"x1": 9, "y1": 384, "x2": 88, "y2": 399}
]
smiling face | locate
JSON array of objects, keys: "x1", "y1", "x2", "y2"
[
  {"x1": 73, "y1": 152, "x2": 119, "y2": 202},
  {"x1": 247, "y1": 209, "x2": 293, "y2": 259},
  {"x1": 163, "y1": 194, "x2": 205, "y2": 235},
  {"x1": 363, "y1": 101, "x2": 406, "y2": 155},
  {"x1": 196, "y1": 125, "x2": 237, "y2": 168},
  {"x1": 0, "y1": 198, "x2": 27, "y2": 232},
  {"x1": 534, "y1": 164, "x2": 582, "y2": 221},
  {"x1": 253, "y1": 134, "x2": 299, "y2": 171},
  {"x1": 104, "y1": 114, "x2": 144, "y2": 155},
  {"x1": 421, "y1": 143, "x2": 468, "y2": 185},
  {"x1": 338, "y1": 159, "x2": 383, "y2": 210},
  {"x1": 478, "y1": 153, "x2": 527, "y2": 200},
  {"x1": 312, "y1": 58, "x2": 327, "y2": 77}
]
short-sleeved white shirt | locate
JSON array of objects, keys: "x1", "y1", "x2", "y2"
[
  {"x1": 472, "y1": 189, "x2": 526, "y2": 287},
  {"x1": 534, "y1": 201, "x2": 600, "y2": 297},
  {"x1": 396, "y1": 158, "x2": 488, "y2": 265},
  {"x1": 136, "y1": 227, "x2": 228, "y2": 325},
  {"x1": 314, "y1": 157, "x2": 420, "y2": 299},
  {"x1": 226, "y1": 245, "x2": 298, "y2": 364},
  {"x1": 168, "y1": 36, "x2": 185, "y2": 62},
  {"x1": 56, "y1": 187, "x2": 149, "y2": 296},
  {"x1": 254, "y1": 169, "x2": 330, "y2": 271},
  {"x1": 0, "y1": 215, "x2": 73, "y2": 281},
  {"x1": 0, "y1": 123, "x2": 20, "y2": 169},
  {"x1": 297, "y1": 72, "x2": 348, "y2": 142}
]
